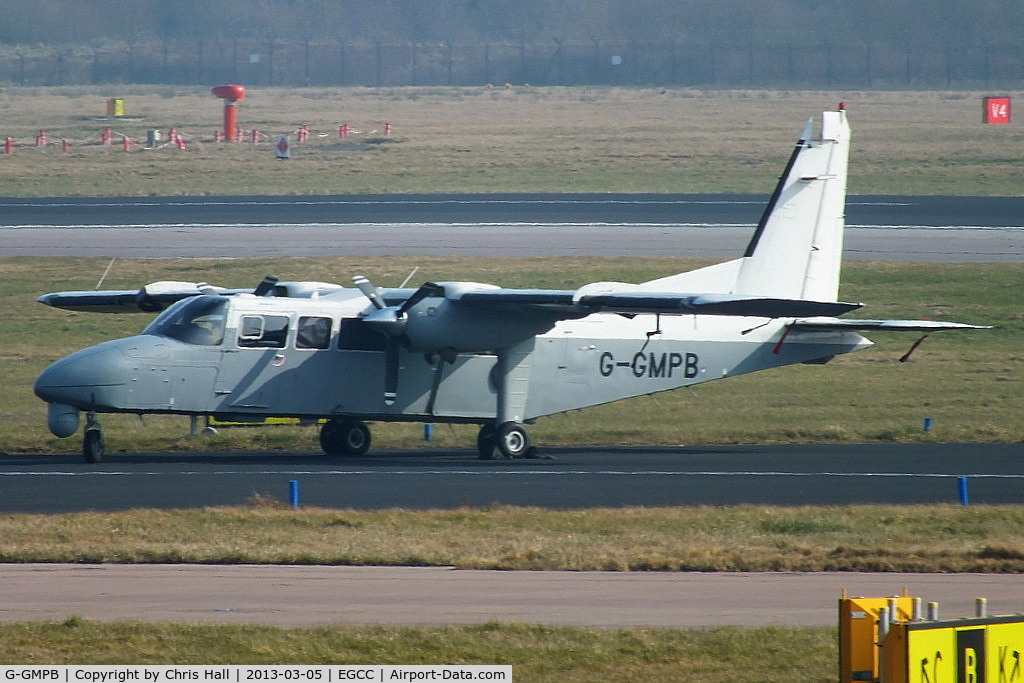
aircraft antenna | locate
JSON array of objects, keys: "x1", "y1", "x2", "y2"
[
  {"x1": 399, "y1": 266, "x2": 420, "y2": 289},
  {"x1": 95, "y1": 257, "x2": 116, "y2": 290}
]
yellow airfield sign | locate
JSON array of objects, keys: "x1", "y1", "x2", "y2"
[
  {"x1": 841, "y1": 590, "x2": 1024, "y2": 683},
  {"x1": 887, "y1": 616, "x2": 1024, "y2": 683},
  {"x1": 839, "y1": 591, "x2": 916, "y2": 681}
]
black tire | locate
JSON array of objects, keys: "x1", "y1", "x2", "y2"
[
  {"x1": 494, "y1": 422, "x2": 531, "y2": 459},
  {"x1": 476, "y1": 424, "x2": 496, "y2": 460},
  {"x1": 83, "y1": 429, "x2": 104, "y2": 464},
  {"x1": 320, "y1": 419, "x2": 372, "y2": 456}
]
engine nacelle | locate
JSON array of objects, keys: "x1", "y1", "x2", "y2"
[{"x1": 402, "y1": 299, "x2": 554, "y2": 353}]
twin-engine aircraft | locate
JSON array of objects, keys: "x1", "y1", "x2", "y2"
[{"x1": 35, "y1": 107, "x2": 984, "y2": 462}]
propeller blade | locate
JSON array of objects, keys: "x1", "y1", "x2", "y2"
[
  {"x1": 384, "y1": 338, "x2": 400, "y2": 405},
  {"x1": 353, "y1": 275, "x2": 385, "y2": 310},
  {"x1": 253, "y1": 275, "x2": 279, "y2": 297},
  {"x1": 398, "y1": 281, "x2": 442, "y2": 316},
  {"x1": 356, "y1": 279, "x2": 443, "y2": 406}
]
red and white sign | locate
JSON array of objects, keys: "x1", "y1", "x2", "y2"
[{"x1": 983, "y1": 96, "x2": 1011, "y2": 124}]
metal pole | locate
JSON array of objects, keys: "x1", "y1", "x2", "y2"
[{"x1": 878, "y1": 606, "x2": 889, "y2": 683}]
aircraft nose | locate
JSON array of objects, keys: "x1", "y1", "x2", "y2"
[{"x1": 34, "y1": 341, "x2": 129, "y2": 410}]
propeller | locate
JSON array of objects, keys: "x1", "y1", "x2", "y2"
[
  {"x1": 253, "y1": 275, "x2": 280, "y2": 297},
  {"x1": 353, "y1": 276, "x2": 443, "y2": 405},
  {"x1": 352, "y1": 275, "x2": 385, "y2": 310}
]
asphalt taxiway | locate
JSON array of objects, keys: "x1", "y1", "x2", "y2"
[
  {"x1": 3, "y1": 444, "x2": 1022, "y2": 513},
  {"x1": 3, "y1": 565, "x2": 1023, "y2": 628},
  {"x1": 2, "y1": 194, "x2": 1022, "y2": 260}
]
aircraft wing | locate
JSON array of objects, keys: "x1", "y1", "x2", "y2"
[
  {"x1": 791, "y1": 317, "x2": 990, "y2": 331},
  {"x1": 36, "y1": 282, "x2": 250, "y2": 313},
  {"x1": 38, "y1": 276, "x2": 346, "y2": 313},
  {"x1": 454, "y1": 288, "x2": 862, "y2": 319}
]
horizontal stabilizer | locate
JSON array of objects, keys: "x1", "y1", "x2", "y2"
[
  {"x1": 792, "y1": 317, "x2": 990, "y2": 332},
  {"x1": 454, "y1": 287, "x2": 861, "y2": 319},
  {"x1": 578, "y1": 292, "x2": 861, "y2": 318}
]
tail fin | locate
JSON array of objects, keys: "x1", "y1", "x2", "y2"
[
  {"x1": 733, "y1": 106, "x2": 851, "y2": 301},
  {"x1": 640, "y1": 107, "x2": 851, "y2": 299}
]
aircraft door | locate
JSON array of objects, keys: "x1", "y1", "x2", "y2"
[
  {"x1": 129, "y1": 297, "x2": 224, "y2": 412},
  {"x1": 213, "y1": 312, "x2": 293, "y2": 413}
]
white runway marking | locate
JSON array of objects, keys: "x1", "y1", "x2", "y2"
[{"x1": 5, "y1": 468, "x2": 1023, "y2": 478}]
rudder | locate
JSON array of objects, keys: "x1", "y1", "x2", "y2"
[{"x1": 733, "y1": 106, "x2": 851, "y2": 302}]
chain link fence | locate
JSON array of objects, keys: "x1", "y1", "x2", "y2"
[{"x1": 3, "y1": 40, "x2": 1023, "y2": 89}]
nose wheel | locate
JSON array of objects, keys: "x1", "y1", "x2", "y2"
[{"x1": 83, "y1": 412, "x2": 105, "y2": 463}]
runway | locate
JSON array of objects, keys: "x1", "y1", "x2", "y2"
[
  {"x1": 3, "y1": 444, "x2": 1023, "y2": 513},
  {"x1": 1, "y1": 193, "x2": 1023, "y2": 229},
  {"x1": 2, "y1": 194, "x2": 1023, "y2": 261}
]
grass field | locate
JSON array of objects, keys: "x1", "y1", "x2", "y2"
[
  {"x1": 0, "y1": 621, "x2": 837, "y2": 681},
  {"x1": 0, "y1": 87, "x2": 1022, "y2": 196},
  {"x1": 3, "y1": 504, "x2": 1023, "y2": 572}
]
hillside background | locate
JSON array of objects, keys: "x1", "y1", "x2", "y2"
[{"x1": 2, "y1": 0, "x2": 1024, "y2": 88}]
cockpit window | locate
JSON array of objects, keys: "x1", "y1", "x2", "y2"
[{"x1": 143, "y1": 296, "x2": 227, "y2": 346}]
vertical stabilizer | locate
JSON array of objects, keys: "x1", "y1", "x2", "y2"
[{"x1": 734, "y1": 107, "x2": 851, "y2": 301}]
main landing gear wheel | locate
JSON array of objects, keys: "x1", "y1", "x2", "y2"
[
  {"x1": 319, "y1": 418, "x2": 371, "y2": 456},
  {"x1": 478, "y1": 422, "x2": 533, "y2": 459},
  {"x1": 476, "y1": 424, "x2": 496, "y2": 459},
  {"x1": 83, "y1": 412, "x2": 104, "y2": 463}
]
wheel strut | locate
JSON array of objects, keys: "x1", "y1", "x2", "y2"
[{"x1": 83, "y1": 411, "x2": 105, "y2": 463}]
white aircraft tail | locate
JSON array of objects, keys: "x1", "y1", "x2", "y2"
[{"x1": 643, "y1": 106, "x2": 851, "y2": 302}]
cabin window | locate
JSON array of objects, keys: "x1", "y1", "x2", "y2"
[
  {"x1": 238, "y1": 314, "x2": 289, "y2": 348},
  {"x1": 337, "y1": 318, "x2": 387, "y2": 351},
  {"x1": 142, "y1": 296, "x2": 226, "y2": 346},
  {"x1": 296, "y1": 316, "x2": 332, "y2": 349}
]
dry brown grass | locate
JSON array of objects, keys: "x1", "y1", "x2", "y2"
[
  {"x1": 0, "y1": 620, "x2": 837, "y2": 680},
  {"x1": 0, "y1": 87, "x2": 1020, "y2": 196},
  {"x1": 1, "y1": 504, "x2": 1023, "y2": 572}
]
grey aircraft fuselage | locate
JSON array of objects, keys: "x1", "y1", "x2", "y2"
[{"x1": 40, "y1": 291, "x2": 868, "y2": 425}]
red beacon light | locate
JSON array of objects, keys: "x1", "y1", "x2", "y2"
[
  {"x1": 211, "y1": 85, "x2": 246, "y2": 141},
  {"x1": 212, "y1": 84, "x2": 245, "y2": 102}
]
